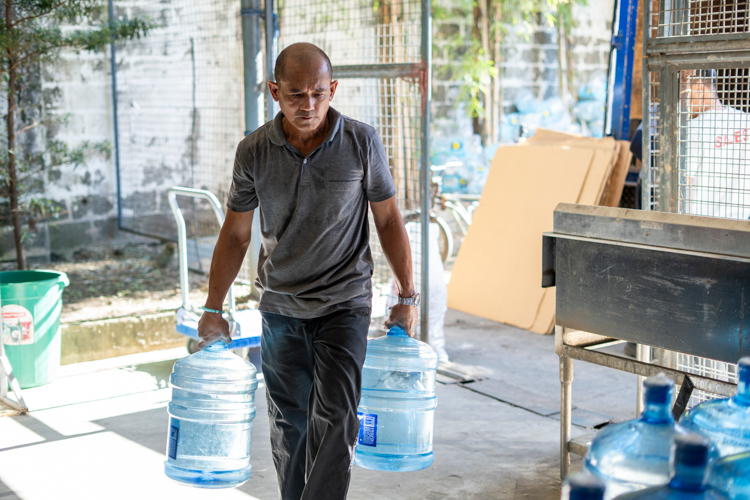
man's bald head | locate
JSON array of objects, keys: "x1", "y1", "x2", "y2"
[{"x1": 274, "y1": 43, "x2": 333, "y2": 84}]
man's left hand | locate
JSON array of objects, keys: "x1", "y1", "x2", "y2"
[{"x1": 384, "y1": 304, "x2": 419, "y2": 338}]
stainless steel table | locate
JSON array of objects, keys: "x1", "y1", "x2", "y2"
[{"x1": 542, "y1": 204, "x2": 750, "y2": 478}]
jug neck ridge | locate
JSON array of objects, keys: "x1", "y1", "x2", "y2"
[
  {"x1": 205, "y1": 342, "x2": 229, "y2": 352},
  {"x1": 641, "y1": 401, "x2": 673, "y2": 423}
]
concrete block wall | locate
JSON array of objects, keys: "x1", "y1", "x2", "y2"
[
  {"x1": 0, "y1": 42, "x2": 124, "y2": 262},
  {"x1": 432, "y1": 0, "x2": 615, "y2": 121},
  {"x1": 1, "y1": 0, "x2": 614, "y2": 262},
  {"x1": 0, "y1": 0, "x2": 244, "y2": 263}
]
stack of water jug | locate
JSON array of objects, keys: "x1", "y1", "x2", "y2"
[
  {"x1": 563, "y1": 357, "x2": 750, "y2": 500},
  {"x1": 162, "y1": 326, "x2": 439, "y2": 488}
]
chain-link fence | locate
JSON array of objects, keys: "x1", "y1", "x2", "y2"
[
  {"x1": 113, "y1": 0, "x2": 254, "y2": 282},
  {"x1": 113, "y1": 0, "x2": 431, "y2": 328},
  {"x1": 644, "y1": 1, "x2": 750, "y2": 406},
  {"x1": 278, "y1": 0, "x2": 430, "y2": 334}
]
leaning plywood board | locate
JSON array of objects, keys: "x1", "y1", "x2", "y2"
[
  {"x1": 526, "y1": 140, "x2": 619, "y2": 334},
  {"x1": 582, "y1": 141, "x2": 619, "y2": 205},
  {"x1": 529, "y1": 287, "x2": 556, "y2": 335},
  {"x1": 525, "y1": 129, "x2": 615, "y2": 150},
  {"x1": 601, "y1": 140, "x2": 633, "y2": 207},
  {"x1": 523, "y1": 130, "x2": 618, "y2": 205},
  {"x1": 447, "y1": 144, "x2": 595, "y2": 331}
]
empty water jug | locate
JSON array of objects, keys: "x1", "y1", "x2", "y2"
[
  {"x1": 709, "y1": 451, "x2": 750, "y2": 500},
  {"x1": 680, "y1": 357, "x2": 750, "y2": 457},
  {"x1": 564, "y1": 473, "x2": 606, "y2": 500},
  {"x1": 614, "y1": 434, "x2": 728, "y2": 499},
  {"x1": 354, "y1": 326, "x2": 439, "y2": 471},
  {"x1": 164, "y1": 342, "x2": 258, "y2": 488},
  {"x1": 584, "y1": 374, "x2": 678, "y2": 499}
]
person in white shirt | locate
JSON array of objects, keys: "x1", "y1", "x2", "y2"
[{"x1": 682, "y1": 69, "x2": 750, "y2": 220}]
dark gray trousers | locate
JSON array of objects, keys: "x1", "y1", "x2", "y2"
[{"x1": 260, "y1": 308, "x2": 370, "y2": 500}]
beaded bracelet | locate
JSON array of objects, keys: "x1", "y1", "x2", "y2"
[{"x1": 201, "y1": 306, "x2": 222, "y2": 314}]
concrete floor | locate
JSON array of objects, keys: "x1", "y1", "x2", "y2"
[{"x1": 0, "y1": 310, "x2": 638, "y2": 500}]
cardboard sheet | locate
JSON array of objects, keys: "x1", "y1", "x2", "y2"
[
  {"x1": 602, "y1": 140, "x2": 634, "y2": 207},
  {"x1": 448, "y1": 130, "x2": 630, "y2": 334},
  {"x1": 447, "y1": 144, "x2": 595, "y2": 331}
]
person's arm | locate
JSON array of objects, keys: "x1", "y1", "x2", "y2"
[
  {"x1": 370, "y1": 195, "x2": 419, "y2": 336},
  {"x1": 197, "y1": 209, "x2": 254, "y2": 349}
]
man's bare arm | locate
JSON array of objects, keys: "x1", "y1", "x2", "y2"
[
  {"x1": 197, "y1": 209, "x2": 254, "y2": 348},
  {"x1": 370, "y1": 195, "x2": 419, "y2": 336}
]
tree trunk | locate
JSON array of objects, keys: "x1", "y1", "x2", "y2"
[
  {"x1": 492, "y1": 0, "x2": 503, "y2": 142},
  {"x1": 6, "y1": 1, "x2": 25, "y2": 270},
  {"x1": 565, "y1": 22, "x2": 575, "y2": 100},
  {"x1": 479, "y1": 0, "x2": 491, "y2": 144},
  {"x1": 557, "y1": 11, "x2": 567, "y2": 98}
]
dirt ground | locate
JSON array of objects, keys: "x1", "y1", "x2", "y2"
[{"x1": 0, "y1": 243, "x2": 255, "y2": 323}]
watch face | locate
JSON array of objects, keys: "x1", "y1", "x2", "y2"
[{"x1": 398, "y1": 293, "x2": 420, "y2": 306}]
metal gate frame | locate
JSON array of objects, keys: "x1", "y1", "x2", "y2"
[{"x1": 642, "y1": 1, "x2": 750, "y2": 213}]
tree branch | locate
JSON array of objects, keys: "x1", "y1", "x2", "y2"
[
  {"x1": 18, "y1": 119, "x2": 40, "y2": 134},
  {"x1": 10, "y1": 0, "x2": 70, "y2": 28},
  {"x1": 11, "y1": 42, "x2": 69, "y2": 69}
]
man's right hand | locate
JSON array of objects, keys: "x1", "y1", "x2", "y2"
[{"x1": 197, "y1": 312, "x2": 232, "y2": 350}]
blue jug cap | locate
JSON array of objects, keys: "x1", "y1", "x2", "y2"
[
  {"x1": 387, "y1": 326, "x2": 409, "y2": 336},
  {"x1": 673, "y1": 433, "x2": 710, "y2": 467},
  {"x1": 567, "y1": 473, "x2": 605, "y2": 500},
  {"x1": 644, "y1": 373, "x2": 674, "y2": 405}
]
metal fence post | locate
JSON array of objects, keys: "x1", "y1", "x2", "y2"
[
  {"x1": 420, "y1": 0, "x2": 432, "y2": 342},
  {"x1": 241, "y1": 0, "x2": 266, "y2": 297}
]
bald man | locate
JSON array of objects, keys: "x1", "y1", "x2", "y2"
[{"x1": 197, "y1": 43, "x2": 418, "y2": 500}]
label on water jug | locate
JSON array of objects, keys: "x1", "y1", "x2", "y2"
[
  {"x1": 357, "y1": 412, "x2": 377, "y2": 447},
  {"x1": 168, "y1": 422, "x2": 179, "y2": 460}
]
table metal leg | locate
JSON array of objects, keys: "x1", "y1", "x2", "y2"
[
  {"x1": 560, "y1": 355, "x2": 574, "y2": 479},
  {"x1": 636, "y1": 344, "x2": 652, "y2": 416}
]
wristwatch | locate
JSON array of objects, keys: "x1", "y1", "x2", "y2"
[{"x1": 397, "y1": 292, "x2": 420, "y2": 307}]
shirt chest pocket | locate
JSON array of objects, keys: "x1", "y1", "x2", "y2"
[
  {"x1": 325, "y1": 179, "x2": 363, "y2": 222},
  {"x1": 327, "y1": 179, "x2": 362, "y2": 192}
]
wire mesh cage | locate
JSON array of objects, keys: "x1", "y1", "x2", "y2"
[
  {"x1": 674, "y1": 66, "x2": 749, "y2": 405},
  {"x1": 114, "y1": 0, "x2": 255, "y2": 282},
  {"x1": 645, "y1": 70, "x2": 662, "y2": 211},
  {"x1": 278, "y1": 0, "x2": 422, "y2": 65},
  {"x1": 649, "y1": 0, "x2": 750, "y2": 38},
  {"x1": 278, "y1": 0, "x2": 428, "y2": 332},
  {"x1": 334, "y1": 78, "x2": 425, "y2": 325},
  {"x1": 644, "y1": 12, "x2": 750, "y2": 404},
  {"x1": 678, "y1": 68, "x2": 750, "y2": 219}
]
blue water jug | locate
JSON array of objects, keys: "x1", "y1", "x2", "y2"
[
  {"x1": 164, "y1": 342, "x2": 258, "y2": 488},
  {"x1": 584, "y1": 374, "x2": 678, "y2": 499},
  {"x1": 709, "y1": 451, "x2": 750, "y2": 499},
  {"x1": 613, "y1": 434, "x2": 728, "y2": 499},
  {"x1": 564, "y1": 473, "x2": 606, "y2": 500},
  {"x1": 354, "y1": 326, "x2": 439, "y2": 471},
  {"x1": 680, "y1": 357, "x2": 750, "y2": 457}
]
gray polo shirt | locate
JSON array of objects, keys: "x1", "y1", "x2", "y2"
[{"x1": 227, "y1": 107, "x2": 396, "y2": 318}]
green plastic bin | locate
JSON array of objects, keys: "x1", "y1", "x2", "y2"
[{"x1": 1, "y1": 270, "x2": 69, "y2": 388}]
